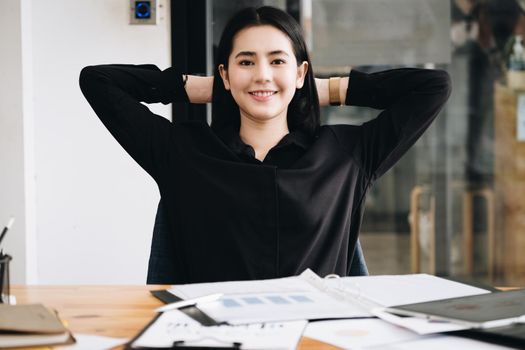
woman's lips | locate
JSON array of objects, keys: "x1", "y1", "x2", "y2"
[{"x1": 249, "y1": 90, "x2": 277, "y2": 102}]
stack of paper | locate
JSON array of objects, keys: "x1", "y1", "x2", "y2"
[
  {"x1": 0, "y1": 304, "x2": 75, "y2": 348},
  {"x1": 167, "y1": 269, "x2": 490, "y2": 326},
  {"x1": 131, "y1": 269, "x2": 525, "y2": 349}
]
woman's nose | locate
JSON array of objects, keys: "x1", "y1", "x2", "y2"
[{"x1": 254, "y1": 62, "x2": 272, "y2": 82}]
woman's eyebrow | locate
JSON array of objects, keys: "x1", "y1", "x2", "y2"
[
  {"x1": 234, "y1": 50, "x2": 290, "y2": 58},
  {"x1": 268, "y1": 50, "x2": 289, "y2": 57},
  {"x1": 235, "y1": 51, "x2": 256, "y2": 58}
]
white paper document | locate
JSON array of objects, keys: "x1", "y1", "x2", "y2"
[
  {"x1": 371, "y1": 308, "x2": 469, "y2": 335},
  {"x1": 367, "y1": 334, "x2": 516, "y2": 350},
  {"x1": 304, "y1": 319, "x2": 514, "y2": 350},
  {"x1": 130, "y1": 309, "x2": 307, "y2": 350},
  {"x1": 60, "y1": 334, "x2": 128, "y2": 350},
  {"x1": 170, "y1": 269, "x2": 371, "y2": 324},
  {"x1": 168, "y1": 269, "x2": 490, "y2": 325},
  {"x1": 303, "y1": 318, "x2": 422, "y2": 350},
  {"x1": 169, "y1": 274, "x2": 317, "y2": 299},
  {"x1": 323, "y1": 273, "x2": 491, "y2": 307},
  {"x1": 197, "y1": 290, "x2": 370, "y2": 324}
]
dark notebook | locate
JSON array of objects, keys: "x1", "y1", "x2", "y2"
[{"x1": 454, "y1": 324, "x2": 525, "y2": 350}]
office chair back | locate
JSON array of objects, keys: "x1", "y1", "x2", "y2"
[{"x1": 147, "y1": 200, "x2": 368, "y2": 284}]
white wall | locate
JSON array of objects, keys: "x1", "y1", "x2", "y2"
[
  {"x1": 0, "y1": 0, "x2": 34, "y2": 285},
  {"x1": 1, "y1": 0, "x2": 172, "y2": 284}
]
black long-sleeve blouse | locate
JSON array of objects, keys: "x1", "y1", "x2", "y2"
[{"x1": 79, "y1": 65, "x2": 451, "y2": 284}]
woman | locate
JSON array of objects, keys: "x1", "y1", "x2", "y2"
[{"x1": 79, "y1": 7, "x2": 451, "y2": 284}]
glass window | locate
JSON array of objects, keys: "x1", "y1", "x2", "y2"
[{"x1": 305, "y1": 0, "x2": 525, "y2": 286}]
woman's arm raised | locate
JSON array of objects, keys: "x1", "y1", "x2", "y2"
[
  {"x1": 79, "y1": 64, "x2": 188, "y2": 180},
  {"x1": 185, "y1": 75, "x2": 214, "y2": 104},
  {"x1": 330, "y1": 68, "x2": 452, "y2": 180},
  {"x1": 315, "y1": 77, "x2": 349, "y2": 106}
]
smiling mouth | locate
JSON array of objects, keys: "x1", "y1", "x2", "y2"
[{"x1": 249, "y1": 91, "x2": 278, "y2": 97}]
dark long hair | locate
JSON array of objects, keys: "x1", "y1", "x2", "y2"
[{"x1": 211, "y1": 6, "x2": 320, "y2": 137}]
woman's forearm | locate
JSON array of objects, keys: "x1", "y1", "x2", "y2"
[{"x1": 185, "y1": 75, "x2": 214, "y2": 103}]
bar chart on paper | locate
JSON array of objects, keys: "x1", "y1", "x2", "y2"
[
  {"x1": 197, "y1": 291, "x2": 370, "y2": 324},
  {"x1": 222, "y1": 293, "x2": 315, "y2": 307}
]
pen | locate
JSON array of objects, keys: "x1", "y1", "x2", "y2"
[
  {"x1": 155, "y1": 293, "x2": 223, "y2": 313},
  {"x1": 0, "y1": 217, "x2": 15, "y2": 248}
]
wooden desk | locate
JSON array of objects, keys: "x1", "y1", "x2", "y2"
[{"x1": 12, "y1": 285, "x2": 339, "y2": 350}]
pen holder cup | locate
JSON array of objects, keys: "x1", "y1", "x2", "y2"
[{"x1": 0, "y1": 254, "x2": 12, "y2": 304}]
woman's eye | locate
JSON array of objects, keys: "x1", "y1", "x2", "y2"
[
  {"x1": 239, "y1": 60, "x2": 253, "y2": 66},
  {"x1": 272, "y1": 59, "x2": 285, "y2": 65}
]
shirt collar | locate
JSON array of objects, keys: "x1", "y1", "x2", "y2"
[
  {"x1": 215, "y1": 126, "x2": 312, "y2": 159},
  {"x1": 274, "y1": 130, "x2": 311, "y2": 150},
  {"x1": 218, "y1": 127, "x2": 312, "y2": 156}
]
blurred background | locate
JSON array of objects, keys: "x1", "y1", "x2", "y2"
[{"x1": 2, "y1": 0, "x2": 525, "y2": 287}]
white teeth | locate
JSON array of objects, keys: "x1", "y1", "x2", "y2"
[{"x1": 251, "y1": 91, "x2": 275, "y2": 97}]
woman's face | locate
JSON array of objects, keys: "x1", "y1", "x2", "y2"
[{"x1": 219, "y1": 25, "x2": 308, "y2": 126}]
